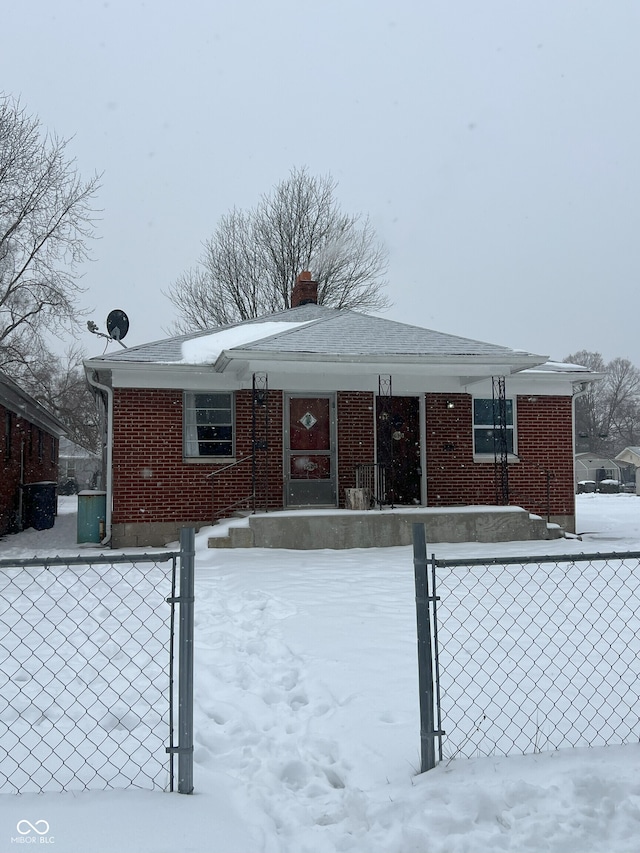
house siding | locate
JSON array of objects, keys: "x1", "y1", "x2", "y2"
[
  {"x1": 0, "y1": 404, "x2": 59, "y2": 536},
  {"x1": 111, "y1": 388, "x2": 285, "y2": 544},
  {"x1": 425, "y1": 393, "x2": 575, "y2": 525}
]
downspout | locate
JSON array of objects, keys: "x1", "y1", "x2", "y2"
[
  {"x1": 86, "y1": 370, "x2": 113, "y2": 546},
  {"x1": 419, "y1": 393, "x2": 427, "y2": 507},
  {"x1": 572, "y1": 381, "x2": 591, "y2": 515},
  {"x1": 18, "y1": 438, "x2": 24, "y2": 531}
]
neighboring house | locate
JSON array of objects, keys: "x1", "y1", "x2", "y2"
[
  {"x1": 84, "y1": 273, "x2": 598, "y2": 548},
  {"x1": 58, "y1": 436, "x2": 101, "y2": 492},
  {"x1": 0, "y1": 370, "x2": 66, "y2": 536},
  {"x1": 614, "y1": 447, "x2": 640, "y2": 494},
  {"x1": 574, "y1": 453, "x2": 622, "y2": 491}
]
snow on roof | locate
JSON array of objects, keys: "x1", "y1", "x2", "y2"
[
  {"x1": 180, "y1": 321, "x2": 313, "y2": 364},
  {"x1": 522, "y1": 360, "x2": 593, "y2": 374}
]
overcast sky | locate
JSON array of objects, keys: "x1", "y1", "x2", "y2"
[{"x1": 3, "y1": 1, "x2": 640, "y2": 365}]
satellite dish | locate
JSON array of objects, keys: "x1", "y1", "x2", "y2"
[{"x1": 106, "y1": 309, "x2": 129, "y2": 342}]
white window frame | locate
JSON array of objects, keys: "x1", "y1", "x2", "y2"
[
  {"x1": 183, "y1": 391, "x2": 234, "y2": 461},
  {"x1": 472, "y1": 397, "x2": 517, "y2": 459}
]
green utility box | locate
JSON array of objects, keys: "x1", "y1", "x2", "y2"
[{"x1": 77, "y1": 491, "x2": 107, "y2": 543}]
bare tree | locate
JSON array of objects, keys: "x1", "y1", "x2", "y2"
[
  {"x1": 607, "y1": 357, "x2": 640, "y2": 448},
  {"x1": 0, "y1": 93, "x2": 100, "y2": 371},
  {"x1": 165, "y1": 167, "x2": 390, "y2": 332},
  {"x1": 565, "y1": 350, "x2": 640, "y2": 454},
  {"x1": 566, "y1": 350, "x2": 607, "y2": 452},
  {"x1": 20, "y1": 345, "x2": 100, "y2": 452}
]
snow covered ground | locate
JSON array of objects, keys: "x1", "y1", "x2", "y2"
[{"x1": 1, "y1": 494, "x2": 640, "y2": 853}]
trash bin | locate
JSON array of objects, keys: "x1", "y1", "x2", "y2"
[
  {"x1": 22, "y1": 482, "x2": 58, "y2": 531},
  {"x1": 77, "y1": 490, "x2": 107, "y2": 543}
]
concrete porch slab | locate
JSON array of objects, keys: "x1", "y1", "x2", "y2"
[{"x1": 208, "y1": 506, "x2": 564, "y2": 549}]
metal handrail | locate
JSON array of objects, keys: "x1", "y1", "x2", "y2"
[
  {"x1": 205, "y1": 454, "x2": 253, "y2": 479},
  {"x1": 212, "y1": 493, "x2": 256, "y2": 521},
  {"x1": 206, "y1": 454, "x2": 255, "y2": 523}
]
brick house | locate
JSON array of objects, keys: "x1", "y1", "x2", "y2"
[
  {"x1": 0, "y1": 370, "x2": 66, "y2": 536},
  {"x1": 84, "y1": 274, "x2": 596, "y2": 548}
]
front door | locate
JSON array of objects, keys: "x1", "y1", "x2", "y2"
[
  {"x1": 376, "y1": 396, "x2": 421, "y2": 505},
  {"x1": 285, "y1": 395, "x2": 337, "y2": 506}
]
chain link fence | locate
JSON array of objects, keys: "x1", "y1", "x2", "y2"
[
  {"x1": 0, "y1": 548, "x2": 188, "y2": 794},
  {"x1": 413, "y1": 528, "x2": 640, "y2": 766}
]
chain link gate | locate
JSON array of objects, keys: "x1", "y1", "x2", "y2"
[
  {"x1": 413, "y1": 525, "x2": 640, "y2": 769},
  {"x1": 0, "y1": 527, "x2": 195, "y2": 794}
]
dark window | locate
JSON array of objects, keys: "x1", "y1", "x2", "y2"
[
  {"x1": 4, "y1": 412, "x2": 11, "y2": 461},
  {"x1": 473, "y1": 398, "x2": 515, "y2": 455},
  {"x1": 38, "y1": 429, "x2": 44, "y2": 462},
  {"x1": 184, "y1": 392, "x2": 234, "y2": 458}
]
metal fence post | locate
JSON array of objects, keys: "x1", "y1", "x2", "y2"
[
  {"x1": 178, "y1": 526, "x2": 195, "y2": 794},
  {"x1": 412, "y1": 522, "x2": 436, "y2": 772}
]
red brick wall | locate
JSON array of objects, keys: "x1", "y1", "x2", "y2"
[
  {"x1": 336, "y1": 392, "x2": 375, "y2": 506},
  {"x1": 111, "y1": 388, "x2": 284, "y2": 524},
  {"x1": 112, "y1": 388, "x2": 379, "y2": 522},
  {"x1": 0, "y1": 405, "x2": 59, "y2": 535},
  {"x1": 111, "y1": 387, "x2": 574, "y2": 527},
  {"x1": 425, "y1": 393, "x2": 575, "y2": 517}
]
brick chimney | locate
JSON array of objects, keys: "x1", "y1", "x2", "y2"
[{"x1": 291, "y1": 271, "x2": 318, "y2": 307}]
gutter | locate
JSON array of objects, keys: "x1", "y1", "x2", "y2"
[
  {"x1": 18, "y1": 438, "x2": 25, "y2": 532},
  {"x1": 86, "y1": 370, "x2": 113, "y2": 546},
  {"x1": 213, "y1": 349, "x2": 548, "y2": 371}
]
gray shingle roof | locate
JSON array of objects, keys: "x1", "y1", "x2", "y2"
[
  {"x1": 240, "y1": 310, "x2": 519, "y2": 357},
  {"x1": 87, "y1": 305, "x2": 545, "y2": 366}
]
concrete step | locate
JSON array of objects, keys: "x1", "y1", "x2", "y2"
[
  {"x1": 208, "y1": 527, "x2": 255, "y2": 548},
  {"x1": 207, "y1": 506, "x2": 565, "y2": 550},
  {"x1": 528, "y1": 514, "x2": 563, "y2": 541}
]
